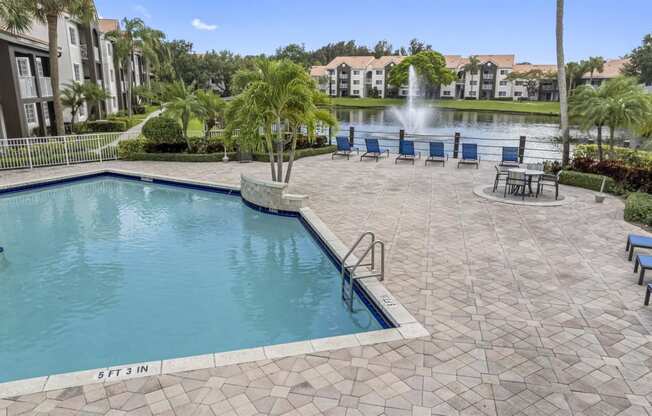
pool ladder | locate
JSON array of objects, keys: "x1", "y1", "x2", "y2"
[{"x1": 341, "y1": 232, "x2": 385, "y2": 311}]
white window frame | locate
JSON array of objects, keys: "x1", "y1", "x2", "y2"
[
  {"x1": 24, "y1": 103, "x2": 37, "y2": 124},
  {"x1": 73, "y1": 63, "x2": 81, "y2": 81},
  {"x1": 498, "y1": 91, "x2": 507, "y2": 97},
  {"x1": 16, "y1": 57, "x2": 31, "y2": 77},
  {"x1": 68, "y1": 26, "x2": 78, "y2": 46},
  {"x1": 35, "y1": 58, "x2": 44, "y2": 77}
]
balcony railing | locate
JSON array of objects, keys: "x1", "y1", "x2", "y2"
[
  {"x1": 38, "y1": 77, "x2": 53, "y2": 97},
  {"x1": 481, "y1": 84, "x2": 493, "y2": 90},
  {"x1": 80, "y1": 44, "x2": 88, "y2": 60},
  {"x1": 94, "y1": 46, "x2": 100, "y2": 62},
  {"x1": 19, "y1": 76, "x2": 38, "y2": 98},
  {"x1": 482, "y1": 74, "x2": 495, "y2": 80}
]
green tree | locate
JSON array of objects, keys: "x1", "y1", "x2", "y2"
[
  {"x1": 163, "y1": 80, "x2": 204, "y2": 142},
  {"x1": 623, "y1": 34, "x2": 652, "y2": 85},
  {"x1": 106, "y1": 18, "x2": 145, "y2": 117},
  {"x1": 506, "y1": 69, "x2": 556, "y2": 99},
  {"x1": 585, "y1": 56, "x2": 606, "y2": 84},
  {"x1": 83, "y1": 82, "x2": 111, "y2": 120},
  {"x1": 408, "y1": 38, "x2": 432, "y2": 55},
  {"x1": 388, "y1": 51, "x2": 456, "y2": 91},
  {"x1": 0, "y1": 0, "x2": 32, "y2": 32},
  {"x1": 373, "y1": 40, "x2": 393, "y2": 58},
  {"x1": 61, "y1": 82, "x2": 86, "y2": 132},
  {"x1": 139, "y1": 27, "x2": 169, "y2": 86},
  {"x1": 195, "y1": 89, "x2": 225, "y2": 132},
  {"x1": 556, "y1": 0, "x2": 570, "y2": 166},
  {"x1": 463, "y1": 55, "x2": 481, "y2": 98},
  {"x1": 565, "y1": 61, "x2": 589, "y2": 92},
  {"x1": 25, "y1": 0, "x2": 96, "y2": 136},
  {"x1": 275, "y1": 43, "x2": 310, "y2": 67}
]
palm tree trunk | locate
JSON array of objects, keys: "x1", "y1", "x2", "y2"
[
  {"x1": 47, "y1": 14, "x2": 65, "y2": 136},
  {"x1": 265, "y1": 124, "x2": 276, "y2": 181},
  {"x1": 276, "y1": 117, "x2": 283, "y2": 182},
  {"x1": 284, "y1": 126, "x2": 298, "y2": 183},
  {"x1": 70, "y1": 109, "x2": 77, "y2": 133},
  {"x1": 556, "y1": 0, "x2": 570, "y2": 166},
  {"x1": 126, "y1": 55, "x2": 133, "y2": 117},
  {"x1": 596, "y1": 125, "x2": 604, "y2": 161},
  {"x1": 609, "y1": 125, "x2": 615, "y2": 151}
]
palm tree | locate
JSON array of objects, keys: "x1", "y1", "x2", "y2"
[
  {"x1": 163, "y1": 80, "x2": 203, "y2": 143},
  {"x1": 570, "y1": 85, "x2": 609, "y2": 161},
  {"x1": 83, "y1": 82, "x2": 111, "y2": 120},
  {"x1": 463, "y1": 55, "x2": 481, "y2": 99},
  {"x1": 26, "y1": 0, "x2": 96, "y2": 136},
  {"x1": 586, "y1": 56, "x2": 606, "y2": 85},
  {"x1": 0, "y1": 0, "x2": 32, "y2": 33},
  {"x1": 566, "y1": 61, "x2": 590, "y2": 93},
  {"x1": 106, "y1": 18, "x2": 145, "y2": 117},
  {"x1": 61, "y1": 82, "x2": 86, "y2": 132},
  {"x1": 139, "y1": 27, "x2": 169, "y2": 86},
  {"x1": 195, "y1": 90, "x2": 225, "y2": 132},
  {"x1": 556, "y1": 0, "x2": 570, "y2": 166}
]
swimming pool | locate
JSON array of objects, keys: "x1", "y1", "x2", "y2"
[{"x1": 0, "y1": 174, "x2": 388, "y2": 383}]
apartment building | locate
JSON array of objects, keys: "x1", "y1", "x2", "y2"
[{"x1": 0, "y1": 15, "x2": 149, "y2": 139}]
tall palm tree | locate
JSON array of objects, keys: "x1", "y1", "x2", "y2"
[
  {"x1": 139, "y1": 27, "x2": 169, "y2": 86},
  {"x1": 556, "y1": 0, "x2": 570, "y2": 166},
  {"x1": 106, "y1": 18, "x2": 145, "y2": 117},
  {"x1": 28, "y1": 0, "x2": 96, "y2": 136},
  {"x1": 0, "y1": 0, "x2": 32, "y2": 32},
  {"x1": 463, "y1": 55, "x2": 481, "y2": 99},
  {"x1": 163, "y1": 80, "x2": 203, "y2": 143},
  {"x1": 586, "y1": 56, "x2": 606, "y2": 85}
]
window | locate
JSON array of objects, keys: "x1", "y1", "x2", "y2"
[
  {"x1": 69, "y1": 26, "x2": 77, "y2": 45},
  {"x1": 42, "y1": 103, "x2": 50, "y2": 125},
  {"x1": 353, "y1": 70, "x2": 359, "y2": 75},
  {"x1": 498, "y1": 91, "x2": 507, "y2": 97},
  {"x1": 35, "y1": 58, "x2": 44, "y2": 77},
  {"x1": 353, "y1": 80, "x2": 360, "y2": 85},
  {"x1": 467, "y1": 91, "x2": 476, "y2": 96},
  {"x1": 469, "y1": 80, "x2": 478, "y2": 85},
  {"x1": 514, "y1": 80, "x2": 523, "y2": 86},
  {"x1": 376, "y1": 70, "x2": 382, "y2": 75},
  {"x1": 514, "y1": 91, "x2": 522, "y2": 97},
  {"x1": 499, "y1": 81, "x2": 507, "y2": 86},
  {"x1": 24, "y1": 103, "x2": 36, "y2": 124},
  {"x1": 353, "y1": 90, "x2": 359, "y2": 95},
  {"x1": 500, "y1": 69, "x2": 509, "y2": 75},
  {"x1": 442, "y1": 91, "x2": 451, "y2": 96},
  {"x1": 79, "y1": 103, "x2": 85, "y2": 117},
  {"x1": 110, "y1": 69, "x2": 115, "y2": 82},
  {"x1": 16, "y1": 57, "x2": 31, "y2": 77},
  {"x1": 73, "y1": 64, "x2": 81, "y2": 81},
  {"x1": 107, "y1": 43, "x2": 112, "y2": 56},
  {"x1": 375, "y1": 80, "x2": 382, "y2": 85}
]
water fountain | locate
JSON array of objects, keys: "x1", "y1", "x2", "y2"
[{"x1": 390, "y1": 65, "x2": 431, "y2": 134}]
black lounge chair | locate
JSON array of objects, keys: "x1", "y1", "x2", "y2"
[
  {"x1": 500, "y1": 147, "x2": 520, "y2": 167},
  {"x1": 395, "y1": 140, "x2": 420, "y2": 164},
  {"x1": 360, "y1": 138, "x2": 389, "y2": 162},
  {"x1": 457, "y1": 143, "x2": 480, "y2": 168},
  {"x1": 332, "y1": 136, "x2": 358, "y2": 160},
  {"x1": 425, "y1": 142, "x2": 447, "y2": 166}
]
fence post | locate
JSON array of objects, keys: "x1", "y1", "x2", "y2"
[
  {"x1": 63, "y1": 136, "x2": 70, "y2": 165},
  {"x1": 518, "y1": 135, "x2": 526, "y2": 163},
  {"x1": 97, "y1": 135, "x2": 103, "y2": 162},
  {"x1": 349, "y1": 126, "x2": 354, "y2": 147},
  {"x1": 328, "y1": 126, "x2": 332, "y2": 146},
  {"x1": 26, "y1": 138, "x2": 33, "y2": 169},
  {"x1": 399, "y1": 129, "x2": 405, "y2": 141},
  {"x1": 453, "y1": 132, "x2": 460, "y2": 158}
]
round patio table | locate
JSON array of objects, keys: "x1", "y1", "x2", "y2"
[{"x1": 508, "y1": 168, "x2": 545, "y2": 196}]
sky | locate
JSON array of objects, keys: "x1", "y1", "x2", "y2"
[{"x1": 95, "y1": 0, "x2": 652, "y2": 64}]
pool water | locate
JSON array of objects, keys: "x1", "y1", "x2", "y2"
[{"x1": 0, "y1": 176, "x2": 385, "y2": 383}]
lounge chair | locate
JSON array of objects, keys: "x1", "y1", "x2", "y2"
[
  {"x1": 634, "y1": 254, "x2": 652, "y2": 285},
  {"x1": 626, "y1": 234, "x2": 652, "y2": 261},
  {"x1": 457, "y1": 143, "x2": 480, "y2": 168},
  {"x1": 500, "y1": 147, "x2": 520, "y2": 167},
  {"x1": 395, "y1": 140, "x2": 420, "y2": 164},
  {"x1": 360, "y1": 138, "x2": 389, "y2": 162},
  {"x1": 425, "y1": 142, "x2": 447, "y2": 166},
  {"x1": 332, "y1": 136, "x2": 358, "y2": 160}
]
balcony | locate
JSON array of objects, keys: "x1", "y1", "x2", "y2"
[
  {"x1": 19, "y1": 76, "x2": 38, "y2": 98},
  {"x1": 94, "y1": 46, "x2": 100, "y2": 62},
  {"x1": 80, "y1": 44, "x2": 88, "y2": 60},
  {"x1": 482, "y1": 73, "x2": 494, "y2": 80},
  {"x1": 38, "y1": 77, "x2": 53, "y2": 97},
  {"x1": 481, "y1": 84, "x2": 493, "y2": 90}
]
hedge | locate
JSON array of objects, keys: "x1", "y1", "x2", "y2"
[
  {"x1": 559, "y1": 170, "x2": 618, "y2": 193},
  {"x1": 570, "y1": 156, "x2": 652, "y2": 193},
  {"x1": 574, "y1": 144, "x2": 652, "y2": 168},
  {"x1": 85, "y1": 120, "x2": 127, "y2": 133},
  {"x1": 120, "y1": 145, "x2": 337, "y2": 163},
  {"x1": 624, "y1": 192, "x2": 652, "y2": 227},
  {"x1": 251, "y1": 146, "x2": 336, "y2": 162},
  {"x1": 117, "y1": 138, "x2": 146, "y2": 158},
  {"x1": 142, "y1": 116, "x2": 184, "y2": 145}
]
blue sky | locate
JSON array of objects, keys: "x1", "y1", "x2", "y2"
[{"x1": 96, "y1": 0, "x2": 652, "y2": 63}]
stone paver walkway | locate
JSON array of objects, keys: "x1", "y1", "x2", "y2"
[{"x1": 1, "y1": 156, "x2": 652, "y2": 416}]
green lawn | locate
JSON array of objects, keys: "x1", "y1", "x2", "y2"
[{"x1": 329, "y1": 97, "x2": 560, "y2": 116}]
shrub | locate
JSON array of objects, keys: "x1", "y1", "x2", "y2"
[
  {"x1": 132, "y1": 105, "x2": 146, "y2": 115},
  {"x1": 126, "y1": 152, "x2": 237, "y2": 162},
  {"x1": 624, "y1": 192, "x2": 652, "y2": 227},
  {"x1": 559, "y1": 170, "x2": 618, "y2": 193},
  {"x1": 570, "y1": 156, "x2": 652, "y2": 193},
  {"x1": 142, "y1": 116, "x2": 183, "y2": 143},
  {"x1": 86, "y1": 120, "x2": 127, "y2": 133},
  {"x1": 575, "y1": 144, "x2": 652, "y2": 168},
  {"x1": 118, "y1": 138, "x2": 146, "y2": 159},
  {"x1": 187, "y1": 135, "x2": 225, "y2": 154}
]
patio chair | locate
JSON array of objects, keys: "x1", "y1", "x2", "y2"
[
  {"x1": 425, "y1": 141, "x2": 447, "y2": 166},
  {"x1": 332, "y1": 136, "x2": 358, "y2": 160},
  {"x1": 493, "y1": 165, "x2": 510, "y2": 192},
  {"x1": 360, "y1": 138, "x2": 389, "y2": 162},
  {"x1": 457, "y1": 143, "x2": 480, "y2": 168},
  {"x1": 504, "y1": 169, "x2": 527, "y2": 200},
  {"x1": 395, "y1": 140, "x2": 420, "y2": 164},
  {"x1": 626, "y1": 234, "x2": 652, "y2": 261},
  {"x1": 646, "y1": 283, "x2": 652, "y2": 306},
  {"x1": 537, "y1": 171, "x2": 561, "y2": 200},
  {"x1": 634, "y1": 254, "x2": 652, "y2": 285},
  {"x1": 500, "y1": 147, "x2": 520, "y2": 167}
]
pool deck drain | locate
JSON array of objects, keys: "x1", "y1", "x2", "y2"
[{"x1": 0, "y1": 168, "x2": 427, "y2": 399}]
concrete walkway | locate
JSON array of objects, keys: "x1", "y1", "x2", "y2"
[{"x1": 1, "y1": 156, "x2": 651, "y2": 415}]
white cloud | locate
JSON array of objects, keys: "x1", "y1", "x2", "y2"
[
  {"x1": 191, "y1": 18, "x2": 218, "y2": 31},
  {"x1": 133, "y1": 5, "x2": 151, "y2": 20}
]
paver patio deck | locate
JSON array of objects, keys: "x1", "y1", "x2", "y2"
[{"x1": 1, "y1": 155, "x2": 652, "y2": 416}]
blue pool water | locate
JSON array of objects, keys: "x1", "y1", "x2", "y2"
[{"x1": 0, "y1": 176, "x2": 385, "y2": 383}]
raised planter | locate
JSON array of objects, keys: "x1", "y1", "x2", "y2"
[{"x1": 240, "y1": 174, "x2": 308, "y2": 213}]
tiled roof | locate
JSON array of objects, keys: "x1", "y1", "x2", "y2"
[
  {"x1": 446, "y1": 54, "x2": 516, "y2": 68},
  {"x1": 310, "y1": 65, "x2": 327, "y2": 77},
  {"x1": 369, "y1": 55, "x2": 405, "y2": 69},
  {"x1": 581, "y1": 58, "x2": 628, "y2": 79},
  {"x1": 512, "y1": 64, "x2": 557, "y2": 73},
  {"x1": 325, "y1": 56, "x2": 376, "y2": 70},
  {"x1": 99, "y1": 19, "x2": 119, "y2": 34}
]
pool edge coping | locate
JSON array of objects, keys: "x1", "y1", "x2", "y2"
[{"x1": 0, "y1": 168, "x2": 428, "y2": 399}]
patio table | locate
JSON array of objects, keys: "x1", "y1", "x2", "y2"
[{"x1": 508, "y1": 168, "x2": 545, "y2": 196}]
